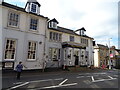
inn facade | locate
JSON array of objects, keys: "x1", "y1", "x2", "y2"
[{"x1": 0, "y1": 0, "x2": 94, "y2": 70}]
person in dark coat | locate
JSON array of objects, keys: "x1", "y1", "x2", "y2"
[{"x1": 16, "y1": 62, "x2": 23, "y2": 80}]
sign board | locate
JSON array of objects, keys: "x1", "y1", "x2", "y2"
[
  {"x1": 5, "y1": 62, "x2": 13, "y2": 68},
  {"x1": 110, "y1": 54, "x2": 114, "y2": 58}
]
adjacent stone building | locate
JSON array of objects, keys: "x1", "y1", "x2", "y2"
[{"x1": 94, "y1": 44, "x2": 109, "y2": 68}]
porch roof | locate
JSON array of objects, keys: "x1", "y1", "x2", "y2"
[{"x1": 62, "y1": 42, "x2": 86, "y2": 49}]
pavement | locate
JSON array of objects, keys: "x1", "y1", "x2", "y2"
[{"x1": 2, "y1": 67, "x2": 107, "y2": 76}]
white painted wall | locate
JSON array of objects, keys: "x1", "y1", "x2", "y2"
[
  {"x1": 62, "y1": 33, "x2": 69, "y2": 42},
  {"x1": 75, "y1": 36, "x2": 80, "y2": 43},
  {"x1": 0, "y1": 4, "x2": 2, "y2": 90},
  {"x1": 0, "y1": 5, "x2": 3, "y2": 66},
  {"x1": 94, "y1": 48, "x2": 99, "y2": 67},
  {"x1": 2, "y1": 6, "x2": 47, "y2": 70}
]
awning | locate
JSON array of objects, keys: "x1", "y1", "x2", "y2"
[{"x1": 62, "y1": 42, "x2": 86, "y2": 49}]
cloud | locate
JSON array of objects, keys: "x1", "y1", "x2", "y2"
[{"x1": 4, "y1": 0, "x2": 119, "y2": 48}]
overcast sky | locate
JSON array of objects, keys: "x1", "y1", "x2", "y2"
[{"x1": 4, "y1": 0, "x2": 119, "y2": 48}]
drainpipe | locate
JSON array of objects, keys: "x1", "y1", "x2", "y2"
[{"x1": 42, "y1": 19, "x2": 48, "y2": 72}]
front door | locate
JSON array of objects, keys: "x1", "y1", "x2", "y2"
[{"x1": 74, "y1": 49, "x2": 79, "y2": 65}]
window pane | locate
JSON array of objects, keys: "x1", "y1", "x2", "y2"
[
  {"x1": 59, "y1": 34, "x2": 61, "y2": 41},
  {"x1": 70, "y1": 36, "x2": 74, "y2": 42},
  {"x1": 56, "y1": 33, "x2": 58, "y2": 40},
  {"x1": 30, "y1": 18, "x2": 38, "y2": 30},
  {"x1": 4, "y1": 39, "x2": 16, "y2": 60},
  {"x1": 53, "y1": 32, "x2": 55, "y2": 40},
  {"x1": 50, "y1": 32, "x2": 52, "y2": 40},
  {"x1": 8, "y1": 12, "x2": 19, "y2": 27},
  {"x1": 31, "y1": 4, "x2": 37, "y2": 13}
]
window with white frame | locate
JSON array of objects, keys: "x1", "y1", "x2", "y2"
[
  {"x1": 30, "y1": 3, "x2": 37, "y2": 13},
  {"x1": 4, "y1": 39, "x2": 16, "y2": 60},
  {"x1": 49, "y1": 48, "x2": 61, "y2": 61},
  {"x1": 52, "y1": 22, "x2": 57, "y2": 28},
  {"x1": 81, "y1": 38, "x2": 88, "y2": 46},
  {"x1": 70, "y1": 36, "x2": 74, "y2": 42},
  {"x1": 30, "y1": 18, "x2": 38, "y2": 30},
  {"x1": 59, "y1": 34, "x2": 62, "y2": 41},
  {"x1": 8, "y1": 12, "x2": 19, "y2": 27},
  {"x1": 27, "y1": 41, "x2": 37, "y2": 60},
  {"x1": 49, "y1": 22, "x2": 57, "y2": 29},
  {"x1": 49, "y1": 32, "x2": 62, "y2": 42}
]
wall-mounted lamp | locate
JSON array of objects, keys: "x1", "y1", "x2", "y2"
[{"x1": 39, "y1": 41, "x2": 42, "y2": 44}]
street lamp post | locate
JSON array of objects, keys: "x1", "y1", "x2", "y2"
[{"x1": 108, "y1": 38, "x2": 112, "y2": 69}]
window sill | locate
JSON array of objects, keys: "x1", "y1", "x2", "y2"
[
  {"x1": 27, "y1": 59, "x2": 36, "y2": 62},
  {"x1": 4, "y1": 59, "x2": 15, "y2": 61},
  {"x1": 49, "y1": 40, "x2": 61, "y2": 43},
  {"x1": 27, "y1": 30, "x2": 40, "y2": 35},
  {"x1": 5, "y1": 26, "x2": 20, "y2": 31}
]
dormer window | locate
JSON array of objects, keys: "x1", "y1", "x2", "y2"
[
  {"x1": 81, "y1": 30, "x2": 85, "y2": 36},
  {"x1": 49, "y1": 22, "x2": 57, "y2": 29},
  {"x1": 48, "y1": 18, "x2": 59, "y2": 29},
  {"x1": 25, "y1": 0, "x2": 41, "y2": 15},
  {"x1": 53, "y1": 22, "x2": 57, "y2": 28},
  {"x1": 30, "y1": 3, "x2": 38, "y2": 13}
]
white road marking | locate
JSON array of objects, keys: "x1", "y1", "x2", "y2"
[
  {"x1": 30, "y1": 79, "x2": 53, "y2": 83},
  {"x1": 92, "y1": 78, "x2": 117, "y2": 83},
  {"x1": 86, "y1": 76, "x2": 92, "y2": 77},
  {"x1": 93, "y1": 73, "x2": 106, "y2": 75},
  {"x1": 108, "y1": 76, "x2": 114, "y2": 79},
  {"x1": 29, "y1": 78, "x2": 64, "y2": 83},
  {"x1": 76, "y1": 76, "x2": 85, "y2": 78},
  {"x1": 59, "y1": 79, "x2": 68, "y2": 85},
  {"x1": 38, "y1": 83, "x2": 77, "y2": 90},
  {"x1": 8, "y1": 78, "x2": 64, "y2": 90},
  {"x1": 7, "y1": 82, "x2": 29, "y2": 90},
  {"x1": 91, "y1": 76, "x2": 95, "y2": 82}
]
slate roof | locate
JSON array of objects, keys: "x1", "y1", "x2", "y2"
[
  {"x1": 49, "y1": 26, "x2": 93, "y2": 39},
  {"x1": 97, "y1": 44, "x2": 109, "y2": 49},
  {"x1": 26, "y1": 0, "x2": 41, "y2": 7},
  {"x1": 49, "y1": 18, "x2": 59, "y2": 24}
]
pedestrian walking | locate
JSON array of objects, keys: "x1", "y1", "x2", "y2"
[{"x1": 16, "y1": 62, "x2": 23, "y2": 80}]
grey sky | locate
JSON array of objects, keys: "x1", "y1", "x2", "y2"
[{"x1": 4, "y1": 0, "x2": 120, "y2": 48}]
